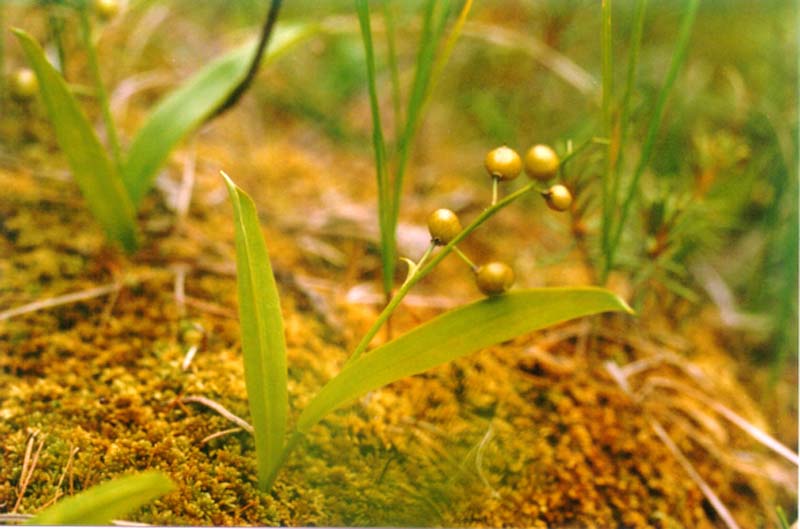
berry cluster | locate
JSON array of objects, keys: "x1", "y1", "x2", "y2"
[{"x1": 427, "y1": 145, "x2": 573, "y2": 296}]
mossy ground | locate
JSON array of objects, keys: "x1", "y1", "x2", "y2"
[
  {"x1": 0, "y1": 116, "x2": 796, "y2": 527},
  {"x1": 1, "y1": 2, "x2": 797, "y2": 525}
]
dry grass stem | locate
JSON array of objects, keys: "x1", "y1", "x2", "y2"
[
  {"x1": 180, "y1": 395, "x2": 254, "y2": 434},
  {"x1": 12, "y1": 429, "x2": 46, "y2": 513},
  {"x1": 0, "y1": 284, "x2": 120, "y2": 321}
]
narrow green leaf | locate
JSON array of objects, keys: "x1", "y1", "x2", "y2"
[
  {"x1": 13, "y1": 28, "x2": 138, "y2": 253},
  {"x1": 123, "y1": 24, "x2": 314, "y2": 206},
  {"x1": 222, "y1": 171, "x2": 288, "y2": 491},
  {"x1": 27, "y1": 471, "x2": 174, "y2": 525},
  {"x1": 297, "y1": 287, "x2": 632, "y2": 433},
  {"x1": 355, "y1": 0, "x2": 393, "y2": 297}
]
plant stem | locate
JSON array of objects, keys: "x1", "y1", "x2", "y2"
[
  {"x1": 355, "y1": 0, "x2": 394, "y2": 298},
  {"x1": 453, "y1": 246, "x2": 477, "y2": 270},
  {"x1": 491, "y1": 176, "x2": 499, "y2": 205},
  {"x1": 382, "y1": 0, "x2": 402, "y2": 143},
  {"x1": 602, "y1": 0, "x2": 700, "y2": 283},
  {"x1": 600, "y1": 0, "x2": 614, "y2": 272},
  {"x1": 613, "y1": 0, "x2": 648, "y2": 190},
  {"x1": 48, "y1": 11, "x2": 67, "y2": 75},
  {"x1": 78, "y1": 8, "x2": 121, "y2": 168},
  {"x1": 344, "y1": 180, "x2": 541, "y2": 368}
]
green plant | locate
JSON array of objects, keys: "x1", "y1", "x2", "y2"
[
  {"x1": 12, "y1": 0, "x2": 310, "y2": 252},
  {"x1": 355, "y1": 0, "x2": 472, "y2": 299},
  {"x1": 26, "y1": 471, "x2": 174, "y2": 525},
  {"x1": 221, "y1": 137, "x2": 632, "y2": 492},
  {"x1": 599, "y1": 0, "x2": 701, "y2": 283}
]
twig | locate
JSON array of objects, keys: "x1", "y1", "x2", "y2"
[
  {"x1": 180, "y1": 396, "x2": 254, "y2": 433},
  {"x1": 649, "y1": 419, "x2": 742, "y2": 529},
  {"x1": 0, "y1": 284, "x2": 120, "y2": 321},
  {"x1": 200, "y1": 427, "x2": 244, "y2": 446},
  {"x1": 211, "y1": 0, "x2": 283, "y2": 118},
  {"x1": 12, "y1": 430, "x2": 46, "y2": 513},
  {"x1": 37, "y1": 445, "x2": 79, "y2": 511}
]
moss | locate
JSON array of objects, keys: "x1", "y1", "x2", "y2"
[{"x1": 1, "y1": 129, "x2": 795, "y2": 527}]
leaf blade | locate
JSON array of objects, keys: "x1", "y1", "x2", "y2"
[
  {"x1": 122, "y1": 23, "x2": 314, "y2": 206},
  {"x1": 297, "y1": 287, "x2": 631, "y2": 433},
  {"x1": 222, "y1": 172, "x2": 288, "y2": 491},
  {"x1": 26, "y1": 471, "x2": 174, "y2": 525},
  {"x1": 13, "y1": 28, "x2": 138, "y2": 253}
]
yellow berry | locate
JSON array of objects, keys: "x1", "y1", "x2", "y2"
[
  {"x1": 485, "y1": 146, "x2": 522, "y2": 181},
  {"x1": 475, "y1": 261, "x2": 514, "y2": 296},
  {"x1": 542, "y1": 184, "x2": 573, "y2": 212},
  {"x1": 524, "y1": 144, "x2": 560, "y2": 181},
  {"x1": 427, "y1": 208, "x2": 462, "y2": 245},
  {"x1": 94, "y1": 0, "x2": 121, "y2": 20},
  {"x1": 10, "y1": 68, "x2": 37, "y2": 100}
]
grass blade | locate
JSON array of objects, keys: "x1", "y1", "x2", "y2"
[
  {"x1": 355, "y1": 0, "x2": 393, "y2": 296},
  {"x1": 296, "y1": 287, "x2": 632, "y2": 433},
  {"x1": 123, "y1": 23, "x2": 314, "y2": 206},
  {"x1": 603, "y1": 0, "x2": 700, "y2": 279},
  {"x1": 26, "y1": 471, "x2": 174, "y2": 525},
  {"x1": 13, "y1": 28, "x2": 138, "y2": 253},
  {"x1": 222, "y1": 171, "x2": 288, "y2": 491}
]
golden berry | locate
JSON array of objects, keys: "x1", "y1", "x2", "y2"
[
  {"x1": 542, "y1": 184, "x2": 573, "y2": 212},
  {"x1": 485, "y1": 146, "x2": 522, "y2": 181},
  {"x1": 524, "y1": 144, "x2": 560, "y2": 181},
  {"x1": 10, "y1": 68, "x2": 37, "y2": 100},
  {"x1": 475, "y1": 261, "x2": 515, "y2": 296},
  {"x1": 94, "y1": 0, "x2": 121, "y2": 20},
  {"x1": 427, "y1": 208, "x2": 462, "y2": 245}
]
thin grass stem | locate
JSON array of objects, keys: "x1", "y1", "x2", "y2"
[
  {"x1": 602, "y1": 0, "x2": 700, "y2": 282},
  {"x1": 453, "y1": 246, "x2": 477, "y2": 271},
  {"x1": 382, "y1": 0, "x2": 403, "y2": 143},
  {"x1": 78, "y1": 8, "x2": 122, "y2": 168},
  {"x1": 355, "y1": 0, "x2": 394, "y2": 297},
  {"x1": 600, "y1": 0, "x2": 614, "y2": 264},
  {"x1": 613, "y1": 0, "x2": 648, "y2": 187}
]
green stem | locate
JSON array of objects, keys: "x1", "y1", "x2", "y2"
[
  {"x1": 382, "y1": 0, "x2": 402, "y2": 143},
  {"x1": 344, "y1": 180, "x2": 541, "y2": 368},
  {"x1": 613, "y1": 0, "x2": 648, "y2": 187},
  {"x1": 453, "y1": 246, "x2": 477, "y2": 271},
  {"x1": 600, "y1": 0, "x2": 614, "y2": 268},
  {"x1": 79, "y1": 8, "x2": 122, "y2": 168},
  {"x1": 355, "y1": 0, "x2": 394, "y2": 297},
  {"x1": 602, "y1": 0, "x2": 699, "y2": 283},
  {"x1": 48, "y1": 11, "x2": 67, "y2": 75}
]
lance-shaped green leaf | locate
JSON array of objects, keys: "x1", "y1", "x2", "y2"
[
  {"x1": 27, "y1": 471, "x2": 174, "y2": 525},
  {"x1": 297, "y1": 287, "x2": 632, "y2": 433},
  {"x1": 13, "y1": 28, "x2": 138, "y2": 253},
  {"x1": 123, "y1": 23, "x2": 314, "y2": 205},
  {"x1": 222, "y1": 171, "x2": 288, "y2": 491}
]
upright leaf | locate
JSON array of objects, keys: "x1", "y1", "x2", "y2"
[
  {"x1": 122, "y1": 24, "x2": 313, "y2": 205},
  {"x1": 222, "y1": 172, "x2": 288, "y2": 491},
  {"x1": 27, "y1": 471, "x2": 174, "y2": 525},
  {"x1": 13, "y1": 28, "x2": 138, "y2": 253},
  {"x1": 297, "y1": 287, "x2": 632, "y2": 433}
]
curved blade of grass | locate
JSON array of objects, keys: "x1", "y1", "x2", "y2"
[
  {"x1": 13, "y1": 28, "x2": 138, "y2": 253},
  {"x1": 26, "y1": 471, "x2": 174, "y2": 525},
  {"x1": 296, "y1": 287, "x2": 632, "y2": 433},
  {"x1": 222, "y1": 171, "x2": 288, "y2": 491},
  {"x1": 122, "y1": 23, "x2": 314, "y2": 206}
]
